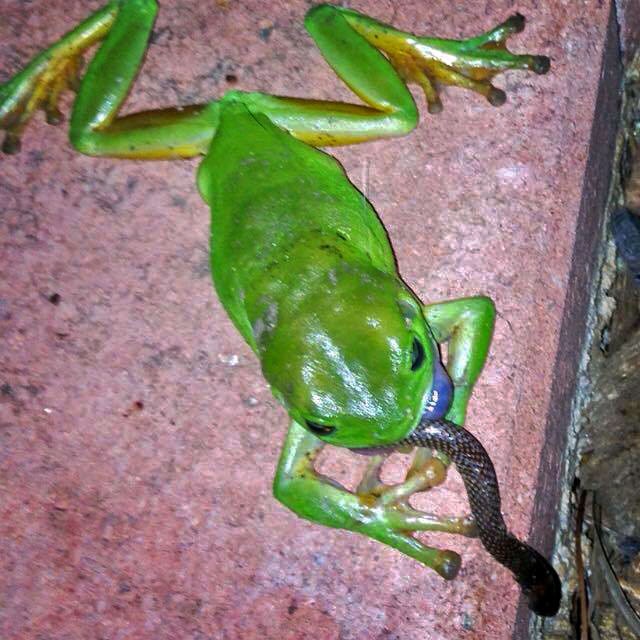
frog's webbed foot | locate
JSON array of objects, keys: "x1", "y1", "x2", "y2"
[
  {"x1": 356, "y1": 13, "x2": 549, "y2": 113},
  {"x1": 0, "y1": 3, "x2": 117, "y2": 154},
  {"x1": 0, "y1": 47, "x2": 85, "y2": 154},
  {"x1": 354, "y1": 448, "x2": 478, "y2": 580}
]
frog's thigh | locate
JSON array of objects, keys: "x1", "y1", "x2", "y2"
[
  {"x1": 224, "y1": 91, "x2": 416, "y2": 148},
  {"x1": 66, "y1": 0, "x2": 220, "y2": 160},
  {"x1": 72, "y1": 102, "x2": 221, "y2": 159}
]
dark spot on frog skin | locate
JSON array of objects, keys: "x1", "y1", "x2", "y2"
[
  {"x1": 397, "y1": 298, "x2": 417, "y2": 324},
  {"x1": 48, "y1": 292, "x2": 61, "y2": 305},
  {"x1": 318, "y1": 243, "x2": 343, "y2": 259},
  {"x1": 253, "y1": 302, "x2": 279, "y2": 344}
]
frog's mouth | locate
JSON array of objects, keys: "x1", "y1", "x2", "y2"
[{"x1": 351, "y1": 361, "x2": 453, "y2": 456}]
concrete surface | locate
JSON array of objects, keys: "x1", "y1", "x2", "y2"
[{"x1": 0, "y1": 1, "x2": 613, "y2": 639}]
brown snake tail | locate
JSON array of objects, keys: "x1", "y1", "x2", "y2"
[{"x1": 398, "y1": 417, "x2": 561, "y2": 617}]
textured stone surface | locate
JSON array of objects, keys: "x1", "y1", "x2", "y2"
[
  {"x1": 0, "y1": 1, "x2": 612, "y2": 639},
  {"x1": 617, "y1": 0, "x2": 640, "y2": 64}
]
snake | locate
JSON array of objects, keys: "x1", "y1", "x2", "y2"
[{"x1": 383, "y1": 417, "x2": 562, "y2": 617}]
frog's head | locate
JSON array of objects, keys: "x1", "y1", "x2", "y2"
[{"x1": 256, "y1": 263, "x2": 452, "y2": 448}]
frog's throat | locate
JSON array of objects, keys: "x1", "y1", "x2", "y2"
[{"x1": 349, "y1": 359, "x2": 452, "y2": 456}]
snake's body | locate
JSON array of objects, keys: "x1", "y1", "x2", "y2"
[{"x1": 398, "y1": 418, "x2": 561, "y2": 617}]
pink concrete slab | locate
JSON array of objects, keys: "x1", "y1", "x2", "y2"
[{"x1": 0, "y1": 1, "x2": 612, "y2": 638}]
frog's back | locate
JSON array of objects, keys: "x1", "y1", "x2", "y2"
[{"x1": 198, "y1": 101, "x2": 395, "y2": 348}]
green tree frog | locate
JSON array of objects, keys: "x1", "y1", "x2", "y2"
[{"x1": 0, "y1": 0, "x2": 560, "y2": 616}]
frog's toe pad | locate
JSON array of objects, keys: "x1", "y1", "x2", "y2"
[
  {"x1": 45, "y1": 107, "x2": 64, "y2": 126},
  {"x1": 532, "y1": 55, "x2": 551, "y2": 75},
  {"x1": 505, "y1": 13, "x2": 526, "y2": 34},
  {"x1": 487, "y1": 87, "x2": 507, "y2": 107},
  {"x1": 436, "y1": 550, "x2": 462, "y2": 580}
]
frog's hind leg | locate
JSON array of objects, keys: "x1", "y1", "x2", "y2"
[
  {"x1": 325, "y1": 6, "x2": 550, "y2": 114},
  {"x1": 0, "y1": 0, "x2": 220, "y2": 158},
  {"x1": 233, "y1": 6, "x2": 550, "y2": 147},
  {"x1": 2, "y1": 3, "x2": 550, "y2": 155},
  {"x1": 0, "y1": 3, "x2": 114, "y2": 153},
  {"x1": 221, "y1": 2, "x2": 426, "y2": 148}
]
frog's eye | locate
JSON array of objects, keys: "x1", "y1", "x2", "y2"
[
  {"x1": 411, "y1": 337, "x2": 425, "y2": 371},
  {"x1": 305, "y1": 420, "x2": 336, "y2": 436}
]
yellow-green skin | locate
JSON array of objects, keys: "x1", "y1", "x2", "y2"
[{"x1": 0, "y1": 0, "x2": 548, "y2": 581}]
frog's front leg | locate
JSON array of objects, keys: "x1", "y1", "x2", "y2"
[
  {"x1": 274, "y1": 298, "x2": 495, "y2": 579},
  {"x1": 406, "y1": 296, "x2": 495, "y2": 481},
  {"x1": 425, "y1": 296, "x2": 496, "y2": 425},
  {"x1": 274, "y1": 421, "x2": 476, "y2": 580}
]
